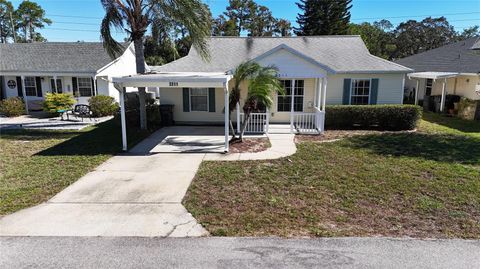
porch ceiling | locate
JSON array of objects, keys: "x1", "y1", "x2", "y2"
[
  {"x1": 112, "y1": 72, "x2": 232, "y2": 88},
  {"x1": 408, "y1": 72, "x2": 459, "y2": 80}
]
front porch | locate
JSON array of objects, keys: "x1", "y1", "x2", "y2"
[{"x1": 112, "y1": 72, "x2": 328, "y2": 153}]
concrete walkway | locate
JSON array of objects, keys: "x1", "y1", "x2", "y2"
[{"x1": 0, "y1": 126, "x2": 295, "y2": 237}]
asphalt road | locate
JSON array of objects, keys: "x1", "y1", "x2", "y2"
[{"x1": 1, "y1": 237, "x2": 479, "y2": 269}]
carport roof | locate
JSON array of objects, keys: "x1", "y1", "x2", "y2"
[
  {"x1": 407, "y1": 72, "x2": 459, "y2": 79},
  {"x1": 112, "y1": 72, "x2": 232, "y2": 87}
]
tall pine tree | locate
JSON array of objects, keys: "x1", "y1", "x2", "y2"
[{"x1": 295, "y1": 0, "x2": 352, "y2": 36}]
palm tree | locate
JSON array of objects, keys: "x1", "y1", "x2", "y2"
[
  {"x1": 100, "y1": 0, "x2": 211, "y2": 130},
  {"x1": 232, "y1": 62, "x2": 283, "y2": 141}
]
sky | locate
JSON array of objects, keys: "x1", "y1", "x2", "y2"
[{"x1": 8, "y1": 0, "x2": 480, "y2": 42}]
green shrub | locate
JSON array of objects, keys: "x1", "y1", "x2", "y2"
[
  {"x1": 43, "y1": 93, "x2": 75, "y2": 114},
  {"x1": 325, "y1": 105, "x2": 422, "y2": 130},
  {"x1": 0, "y1": 97, "x2": 25, "y2": 117},
  {"x1": 89, "y1": 95, "x2": 119, "y2": 117}
]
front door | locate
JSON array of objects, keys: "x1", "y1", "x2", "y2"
[{"x1": 50, "y1": 78, "x2": 63, "y2": 94}]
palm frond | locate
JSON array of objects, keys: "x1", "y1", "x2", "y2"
[
  {"x1": 151, "y1": 0, "x2": 212, "y2": 61},
  {"x1": 100, "y1": 0, "x2": 126, "y2": 58}
]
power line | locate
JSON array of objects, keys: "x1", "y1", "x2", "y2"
[
  {"x1": 351, "y1": 11, "x2": 480, "y2": 21},
  {"x1": 46, "y1": 14, "x2": 103, "y2": 20}
]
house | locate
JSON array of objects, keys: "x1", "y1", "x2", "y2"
[
  {"x1": 395, "y1": 37, "x2": 480, "y2": 112},
  {"x1": 0, "y1": 42, "x2": 138, "y2": 111},
  {"x1": 112, "y1": 36, "x2": 412, "y2": 152}
]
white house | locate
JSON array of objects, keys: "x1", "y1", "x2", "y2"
[
  {"x1": 112, "y1": 36, "x2": 412, "y2": 152},
  {"x1": 0, "y1": 42, "x2": 138, "y2": 111},
  {"x1": 395, "y1": 37, "x2": 480, "y2": 112}
]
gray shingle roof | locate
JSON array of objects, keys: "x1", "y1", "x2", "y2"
[
  {"x1": 152, "y1": 36, "x2": 411, "y2": 73},
  {"x1": 394, "y1": 37, "x2": 480, "y2": 73},
  {"x1": 0, "y1": 42, "x2": 128, "y2": 73},
  {"x1": 471, "y1": 38, "x2": 480, "y2": 50}
]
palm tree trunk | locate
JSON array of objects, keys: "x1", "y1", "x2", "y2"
[
  {"x1": 133, "y1": 37, "x2": 147, "y2": 130},
  {"x1": 239, "y1": 113, "x2": 251, "y2": 141}
]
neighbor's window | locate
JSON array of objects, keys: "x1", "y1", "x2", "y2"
[
  {"x1": 425, "y1": 79, "x2": 433, "y2": 96},
  {"x1": 351, "y1": 79, "x2": 370, "y2": 105},
  {"x1": 24, "y1": 77, "x2": 37, "y2": 96},
  {"x1": 277, "y1": 79, "x2": 304, "y2": 112},
  {"x1": 50, "y1": 78, "x2": 63, "y2": 93},
  {"x1": 78, "y1": 77, "x2": 93, "y2": 97},
  {"x1": 190, "y1": 88, "x2": 208, "y2": 112}
]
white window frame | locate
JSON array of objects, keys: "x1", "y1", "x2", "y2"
[
  {"x1": 24, "y1": 76, "x2": 37, "y2": 96},
  {"x1": 77, "y1": 77, "x2": 93, "y2": 97},
  {"x1": 350, "y1": 78, "x2": 371, "y2": 105},
  {"x1": 277, "y1": 79, "x2": 305, "y2": 112},
  {"x1": 425, "y1": 78, "x2": 433, "y2": 96},
  {"x1": 189, "y1": 88, "x2": 209, "y2": 112}
]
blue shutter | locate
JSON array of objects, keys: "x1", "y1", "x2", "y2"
[
  {"x1": 370, "y1": 78, "x2": 379, "y2": 105},
  {"x1": 182, "y1": 88, "x2": 190, "y2": 112},
  {"x1": 342, "y1": 78, "x2": 351, "y2": 105},
  {"x1": 208, "y1": 88, "x2": 215, "y2": 112}
]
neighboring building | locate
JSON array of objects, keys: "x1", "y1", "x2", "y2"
[
  {"x1": 0, "y1": 42, "x2": 137, "y2": 110},
  {"x1": 113, "y1": 36, "x2": 412, "y2": 151},
  {"x1": 395, "y1": 37, "x2": 480, "y2": 111}
]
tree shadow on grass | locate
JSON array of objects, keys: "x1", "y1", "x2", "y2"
[
  {"x1": 423, "y1": 112, "x2": 480, "y2": 134},
  {"x1": 343, "y1": 133, "x2": 480, "y2": 165},
  {"x1": 29, "y1": 120, "x2": 154, "y2": 156}
]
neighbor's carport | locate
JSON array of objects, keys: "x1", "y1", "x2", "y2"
[
  {"x1": 111, "y1": 72, "x2": 232, "y2": 153},
  {"x1": 408, "y1": 71, "x2": 459, "y2": 111}
]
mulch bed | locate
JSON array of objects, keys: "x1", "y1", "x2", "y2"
[
  {"x1": 296, "y1": 129, "x2": 414, "y2": 143},
  {"x1": 229, "y1": 138, "x2": 271, "y2": 153}
]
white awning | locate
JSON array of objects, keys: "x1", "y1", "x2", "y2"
[
  {"x1": 112, "y1": 72, "x2": 232, "y2": 88},
  {"x1": 408, "y1": 72, "x2": 459, "y2": 80}
]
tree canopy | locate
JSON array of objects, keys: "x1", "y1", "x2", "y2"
[{"x1": 295, "y1": 0, "x2": 352, "y2": 35}]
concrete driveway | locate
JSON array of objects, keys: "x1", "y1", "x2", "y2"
[{"x1": 0, "y1": 127, "x2": 224, "y2": 237}]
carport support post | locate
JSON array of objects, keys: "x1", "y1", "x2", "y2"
[
  {"x1": 322, "y1": 77, "x2": 327, "y2": 111},
  {"x1": 236, "y1": 102, "x2": 240, "y2": 134},
  {"x1": 224, "y1": 82, "x2": 229, "y2": 153},
  {"x1": 120, "y1": 87, "x2": 127, "y2": 151},
  {"x1": 440, "y1": 78, "x2": 447, "y2": 112},
  {"x1": 21, "y1": 75, "x2": 29, "y2": 114},
  {"x1": 415, "y1": 79, "x2": 420, "y2": 105}
]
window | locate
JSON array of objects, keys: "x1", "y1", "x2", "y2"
[
  {"x1": 50, "y1": 78, "x2": 63, "y2": 93},
  {"x1": 24, "y1": 77, "x2": 37, "y2": 96},
  {"x1": 78, "y1": 77, "x2": 93, "y2": 97},
  {"x1": 425, "y1": 79, "x2": 433, "y2": 96},
  {"x1": 277, "y1": 80, "x2": 304, "y2": 112},
  {"x1": 190, "y1": 88, "x2": 208, "y2": 111},
  {"x1": 351, "y1": 79, "x2": 370, "y2": 105}
]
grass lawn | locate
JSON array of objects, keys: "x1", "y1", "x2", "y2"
[
  {"x1": 0, "y1": 120, "x2": 154, "y2": 216},
  {"x1": 184, "y1": 112, "x2": 480, "y2": 238}
]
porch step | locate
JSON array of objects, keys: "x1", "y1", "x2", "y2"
[{"x1": 268, "y1": 124, "x2": 292, "y2": 134}]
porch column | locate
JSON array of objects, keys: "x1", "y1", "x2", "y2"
[
  {"x1": 321, "y1": 77, "x2": 327, "y2": 111},
  {"x1": 316, "y1": 78, "x2": 321, "y2": 109},
  {"x1": 156, "y1": 87, "x2": 160, "y2": 105},
  {"x1": 224, "y1": 81, "x2": 229, "y2": 153},
  {"x1": 415, "y1": 79, "x2": 420, "y2": 105},
  {"x1": 120, "y1": 87, "x2": 127, "y2": 151},
  {"x1": 290, "y1": 79, "x2": 296, "y2": 133},
  {"x1": 440, "y1": 78, "x2": 447, "y2": 112},
  {"x1": 236, "y1": 102, "x2": 240, "y2": 134},
  {"x1": 92, "y1": 76, "x2": 97, "y2": 96},
  {"x1": 21, "y1": 76, "x2": 29, "y2": 113}
]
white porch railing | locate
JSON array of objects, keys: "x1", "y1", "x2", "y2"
[
  {"x1": 239, "y1": 112, "x2": 269, "y2": 134},
  {"x1": 292, "y1": 108, "x2": 325, "y2": 134}
]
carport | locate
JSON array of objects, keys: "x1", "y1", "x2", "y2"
[
  {"x1": 111, "y1": 72, "x2": 232, "y2": 153},
  {"x1": 408, "y1": 71, "x2": 459, "y2": 111}
]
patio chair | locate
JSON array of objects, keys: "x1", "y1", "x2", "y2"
[{"x1": 70, "y1": 104, "x2": 93, "y2": 122}]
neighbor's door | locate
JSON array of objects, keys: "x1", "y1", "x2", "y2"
[{"x1": 50, "y1": 78, "x2": 63, "y2": 94}]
